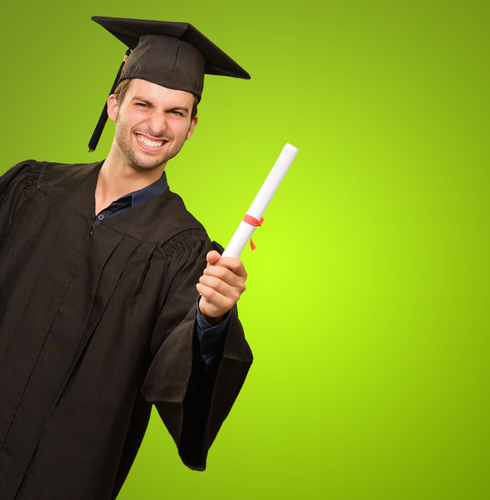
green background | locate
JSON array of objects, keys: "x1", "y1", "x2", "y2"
[{"x1": 1, "y1": 0, "x2": 488, "y2": 498}]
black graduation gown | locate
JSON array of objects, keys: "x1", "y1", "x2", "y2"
[{"x1": 0, "y1": 160, "x2": 253, "y2": 500}]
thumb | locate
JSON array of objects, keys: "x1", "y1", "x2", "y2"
[{"x1": 206, "y1": 250, "x2": 221, "y2": 266}]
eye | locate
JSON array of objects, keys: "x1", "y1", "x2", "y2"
[
  {"x1": 170, "y1": 110, "x2": 184, "y2": 116},
  {"x1": 135, "y1": 102, "x2": 149, "y2": 108}
]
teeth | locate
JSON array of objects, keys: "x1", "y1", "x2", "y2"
[{"x1": 137, "y1": 135, "x2": 165, "y2": 148}]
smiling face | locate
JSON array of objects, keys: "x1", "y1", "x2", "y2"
[{"x1": 107, "y1": 78, "x2": 198, "y2": 173}]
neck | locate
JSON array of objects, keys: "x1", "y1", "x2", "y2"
[{"x1": 95, "y1": 143, "x2": 166, "y2": 214}]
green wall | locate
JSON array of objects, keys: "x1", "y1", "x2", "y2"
[{"x1": 1, "y1": 1, "x2": 488, "y2": 498}]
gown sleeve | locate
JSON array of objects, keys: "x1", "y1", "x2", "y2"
[
  {"x1": 0, "y1": 160, "x2": 44, "y2": 259},
  {"x1": 140, "y1": 235, "x2": 253, "y2": 471}
]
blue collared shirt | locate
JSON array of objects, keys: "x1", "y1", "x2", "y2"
[
  {"x1": 92, "y1": 172, "x2": 229, "y2": 366},
  {"x1": 92, "y1": 173, "x2": 170, "y2": 230}
]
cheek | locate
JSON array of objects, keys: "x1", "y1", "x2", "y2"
[
  {"x1": 120, "y1": 109, "x2": 145, "y2": 127},
  {"x1": 168, "y1": 122, "x2": 189, "y2": 140}
]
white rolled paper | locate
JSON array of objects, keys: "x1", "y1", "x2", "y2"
[{"x1": 223, "y1": 143, "x2": 299, "y2": 258}]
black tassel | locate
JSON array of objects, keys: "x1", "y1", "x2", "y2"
[{"x1": 88, "y1": 49, "x2": 131, "y2": 152}]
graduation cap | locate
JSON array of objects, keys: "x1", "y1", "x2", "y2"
[{"x1": 89, "y1": 16, "x2": 251, "y2": 152}]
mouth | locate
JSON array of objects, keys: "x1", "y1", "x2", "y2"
[{"x1": 135, "y1": 133, "x2": 168, "y2": 151}]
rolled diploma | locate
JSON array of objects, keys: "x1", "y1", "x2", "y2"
[{"x1": 222, "y1": 143, "x2": 299, "y2": 258}]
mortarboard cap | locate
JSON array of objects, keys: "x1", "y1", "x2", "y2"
[{"x1": 89, "y1": 16, "x2": 250, "y2": 152}]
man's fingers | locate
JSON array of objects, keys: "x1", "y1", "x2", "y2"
[
  {"x1": 202, "y1": 264, "x2": 247, "y2": 288},
  {"x1": 198, "y1": 252, "x2": 247, "y2": 318},
  {"x1": 197, "y1": 282, "x2": 236, "y2": 315},
  {"x1": 215, "y1": 257, "x2": 247, "y2": 277},
  {"x1": 198, "y1": 273, "x2": 245, "y2": 300},
  {"x1": 206, "y1": 250, "x2": 221, "y2": 266},
  {"x1": 203, "y1": 254, "x2": 247, "y2": 279}
]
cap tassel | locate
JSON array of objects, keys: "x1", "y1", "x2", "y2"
[{"x1": 88, "y1": 49, "x2": 131, "y2": 152}]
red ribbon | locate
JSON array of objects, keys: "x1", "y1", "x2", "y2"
[{"x1": 243, "y1": 214, "x2": 264, "y2": 250}]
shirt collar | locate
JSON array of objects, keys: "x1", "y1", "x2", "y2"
[{"x1": 125, "y1": 172, "x2": 169, "y2": 208}]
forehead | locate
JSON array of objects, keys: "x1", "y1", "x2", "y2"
[{"x1": 125, "y1": 78, "x2": 195, "y2": 107}]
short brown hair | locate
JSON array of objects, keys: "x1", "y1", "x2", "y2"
[
  {"x1": 114, "y1": 78, "x2": 132, "y2": 104},
  {"x1": 114, "y1": 79, "x2": 198, "y2": 120}
]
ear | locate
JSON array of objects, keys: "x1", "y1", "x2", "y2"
[
  {"x1": 107, "y1": 94, "x2": 119, "y2": 122},
  {"x1": 186, "y1": 116, "x2": 198, "y2": 140}
]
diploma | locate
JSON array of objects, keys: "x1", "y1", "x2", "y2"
[{"x1": 223, "y1": 143, "x2": 299, "y2": 258}]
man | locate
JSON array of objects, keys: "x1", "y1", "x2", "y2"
[{"x1": 0, "y1": 16, "x2": 252, "y2": 500}]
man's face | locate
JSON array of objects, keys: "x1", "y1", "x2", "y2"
[{"x1": 107, "y1": 78, "x2": 198, "y2": 172}]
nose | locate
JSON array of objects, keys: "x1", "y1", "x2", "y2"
[{"x1": 146, "y1": 110, "x2": 167, "y2": 137}]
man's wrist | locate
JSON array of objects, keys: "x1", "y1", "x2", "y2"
[{"x1": 201, "y1": 312, "x2": 224, "y2": 326}]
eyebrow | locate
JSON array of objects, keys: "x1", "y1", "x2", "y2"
[
  {"x1": 132, "y1": 96, "x2": 189, "y2": 114},
  {"x1": 168, "y1": 106, "x2": 189, "y2": 114},
  {"x1": 132, "y1": 96, "x2": 153, "y2": 106}
]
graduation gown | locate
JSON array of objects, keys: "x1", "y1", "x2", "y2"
[{"x1": 0, "y1": 160, "x2": 253, "y2": 500}]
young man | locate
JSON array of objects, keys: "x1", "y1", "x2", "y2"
[{"x1": 0, "y1": 17, "x2": 252, "y2": 500}]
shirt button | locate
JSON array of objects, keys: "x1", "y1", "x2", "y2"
[
  {"x1": 203, "y1": 335, "x2": 213, "y2": 342},
  {"x1": 98, "y1": 214, "x2": 105, "y2": 221}
]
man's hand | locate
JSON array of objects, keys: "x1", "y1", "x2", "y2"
[{"x1": 196, "y1": 250, "x2": 247, "y2": 325}]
